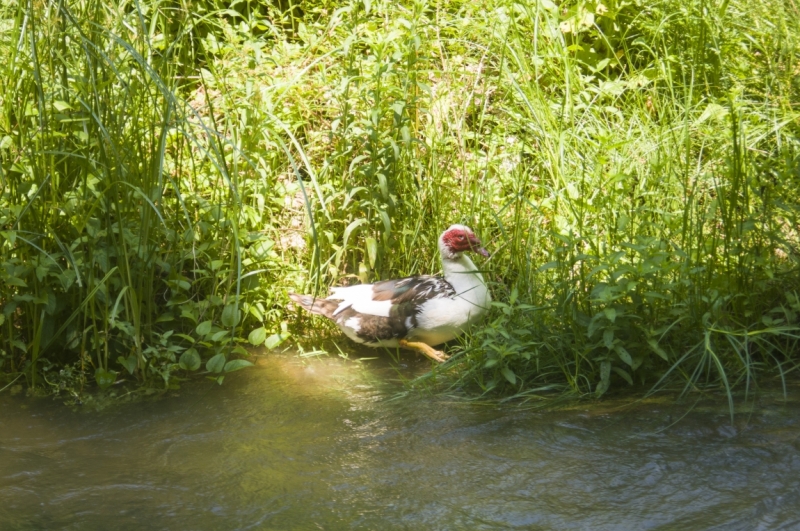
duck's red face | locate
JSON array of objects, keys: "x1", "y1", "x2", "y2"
[{"x1": 442, "y1": 227, "x2": 489, "y2": 257}]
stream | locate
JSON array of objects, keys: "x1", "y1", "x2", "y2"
[{"x1": 1, "y1": 352, "x2": 799, "y2": 530}]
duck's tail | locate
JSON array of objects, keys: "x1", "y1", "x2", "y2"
[{"x1": 288, "y1": 293, "x2": 339, "y2": 320}]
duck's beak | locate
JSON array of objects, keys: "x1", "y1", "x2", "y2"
[{"x1": 469, "y1": 236, "x2": 490, "y2": 257}]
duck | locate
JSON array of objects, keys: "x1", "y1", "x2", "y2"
[{"x1": 289, "y1": 224, "x2": 491, "y2": 362}]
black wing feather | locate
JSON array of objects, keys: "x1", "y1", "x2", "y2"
[{"x1": 371, "y1": 275, "x2": 456, "y2": 303}]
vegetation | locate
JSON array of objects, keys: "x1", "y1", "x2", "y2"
[{"x1": 1, "y1": 0, "x2": 798, "y2": 401}]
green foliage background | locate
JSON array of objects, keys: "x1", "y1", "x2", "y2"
[{"x1": 1, "y1": 0, "x2": 798, "y2": 398}]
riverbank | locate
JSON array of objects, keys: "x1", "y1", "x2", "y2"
[{"x1": 1, "y1": 0, "x2": 799, "y2": 398}]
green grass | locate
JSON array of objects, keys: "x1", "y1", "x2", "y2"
[{"x1": 1, "y1": 0, "x2": 799, "y2": 404}]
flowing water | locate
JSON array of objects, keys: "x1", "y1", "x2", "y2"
[{"x1": 1, "y1": 352, "x2": 799, "y2": 530}]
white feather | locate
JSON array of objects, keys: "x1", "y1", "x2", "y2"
[
  {"x1": 344, "y1": 316, "x2": 361, "y2": 332},
  {"x1": 327, "y1": 284, "x2": 393, "y2": 317},
  {"x1": 350, "y1": 299, "x2": 392, "y2": 317},
  {"x1": 328, "y1": 284, "x2": 373, "y2": 300},
  {"x1": 328, "y1": 284, "x2": 374, "y2": 315},
  {"x1": 333, "y1": 301, "x2": 352, "y2": 315}
]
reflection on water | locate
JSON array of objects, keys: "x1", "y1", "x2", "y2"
[{"x1": 1, "y1": 352, "x2": 799, "y2": 530}]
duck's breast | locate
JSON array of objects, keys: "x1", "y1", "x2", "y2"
[{"x1": 411, "y1": 296, "x2": 487, "y2": 346}]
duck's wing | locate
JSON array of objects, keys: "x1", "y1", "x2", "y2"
[
  {"x1": 327, "y1": 275, "x2": 455, "y2": 316},
  {"x1": 371, "y1": 275, "x2": 456, "y2": 304},
  {"x1": 325, "y1": 275, "x2": 456, "y2": 343}
]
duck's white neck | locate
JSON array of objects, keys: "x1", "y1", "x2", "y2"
[{"x1": 442, "y1": 254, "x2": 488, "y2": 306}]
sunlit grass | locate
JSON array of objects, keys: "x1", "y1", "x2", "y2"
[{"x1": 1, "y1": 0, "x2": 798, "y2": 405}]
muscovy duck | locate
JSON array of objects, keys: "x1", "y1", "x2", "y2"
[{"x1": 289, "y1": 224, "x2": 491, "y2": 362}]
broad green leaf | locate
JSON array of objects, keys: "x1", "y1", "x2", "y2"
[
  {"x1": 587, "y1": 313, "x2": 605, "y2": 338},
  {"x1": 537, "y1": 261, "x2": 559, "y2": 272},
  {"x1": 612, "y1": 366, "x2": 633, "y2": 386},
  {"x1": 378, "y1": 210, "x2": 391, "y2": 238},
  {"x1": 206, "y1": 353, "x2": 226, "y2": 373},
  {"x1": 644, "y1": 291, "x2": 670, "y2": 301},
  {"x1": 599, "y1": 79, "x2": 625, "y2": 96},
  {"x1": 390, "y1": 101, "x2": 405, "y2": 116},
  {"x1": 265, "y1": 332, "x2": 290, "y2": 349},
  {"x1": 231, "y1": 345, "x2": 248, "y2": 356},
  {"x1": 42, "y1": 291, "x2": 56, "y2": 316},
  {"x1": 343, "y1": 218, "x2": 367, "y2": 248},
  {"x1": 179, "y1": 348, "x2": 201, "y2": 371},
  {"x1": 174, "y1": 333, "x2": 195, "y2": 344},
  {"x1": 615, "y1": 345, "x2": 633, "y2": 366},
  {"x1": 94, "y1": 368, "x2": 117, "y2": 390},
  {"x1": 603, "y1": 307, "x2": 617, "y2": 323},
  {"x1": 501, "y1": 367, "x2": 517, "y2": 385},
  {"x1": 224, "y1": 359, "x2": 253, "y2": 373},
  {"x1": 117, "y1": 355, "x2": 137, "y2": 375},
  {"x1": 566, "y1": 182, "x2": 579, "y2": 199},
  {"x1": 211, "y1": 330, "x2": 229, "y2": 342},
  {"x1": 248, "y1": 326, "x2": 267, "y2": 346},
  {"x1": 596, "y1": 361, "x2": 611, "y2": 396},
  {"x1": 366, "y1": 237, "x2": 378, "y2": 269},
  {"x1": 181, "y1": 308, "x2": 198, "y2": 323},
  {"x1": 647, "y1": 339, "x2": 669, "y2": 361},
  {"x1": 196, "y1": 320, "x2": 212, "y2": 336},
  {"x1": 248, "y1": 305, "x2": 264, "y2": 321},
  {"x1": 358, "y1": 262, "x2": 369, "y2": 283},
  {"x1": 592, "y1": 57, "x2": 612, "y2": 73},
  {"x1": 221, "y1": 304, "x2": 240, "y2": 327},
  {"x1": 696, "y1": 103, "x2": 729, "y2": 125},
  {"x1": 603, "y1": 328, "x2": 615, "y2": 349}
]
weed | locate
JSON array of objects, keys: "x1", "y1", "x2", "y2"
[{"x1": 1, "y1": 0, "x2": 798, "y2": 406}]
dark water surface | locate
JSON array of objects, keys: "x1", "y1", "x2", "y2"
[{"x1": 1, "y1": 353, "x2": 799, "y2": 530}]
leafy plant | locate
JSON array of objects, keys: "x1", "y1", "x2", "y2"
[{"x1": 1, "y1": 0, "x2": 798, "y2": 406}]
